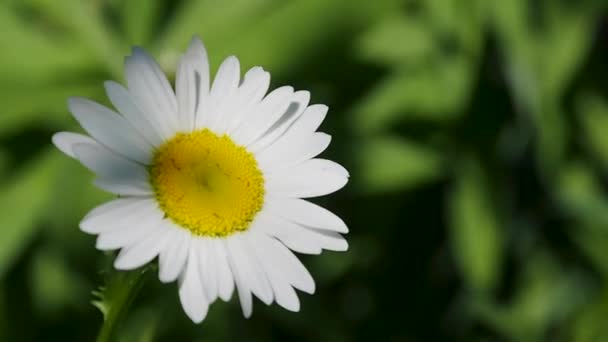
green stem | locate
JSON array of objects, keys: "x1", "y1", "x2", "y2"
[{"x1": 96, "y1": 267, "x2": 150, "y2": 342}]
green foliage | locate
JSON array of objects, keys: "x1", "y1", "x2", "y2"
[
  {"x1": 449, "y1": 160, "x2": 503, "y2": 292},
  {"x1": 473, "y1": 252, "x2": 591, "y2": 341},
  {"x1": 93, "y1": 266, "x2": 152, "y2": 342},
  {"x1": 491, "y1": 0, "x2": 596, "y2": 175},
  {"x1": 121, "y1": 0, "x2": 162, "y2": 45},
  {"x1": 557, "y1": 162, "x2": 608, "y2": 226},
  {"x1": 0, "y1": 0, "x2": 608, "y2": 340},
  {"x1": 569, "y1": 287, "x2": 608, "y2": 342},
  {"x1": 353, "y1": 0, "x2": 483, "y2": 133},
  {"x1": 0, "y1": 151, "x2": 59, "y2": 277},
  {"x1": 358, "y1": 15, "x2": 434, "y2": 66},
  {"x1": 356, "y1": 135, "x2": 443, "y2": 193},
  {"x1": 578, "y1": 94, "x2": 608, "y2": 171},
  {"x1": 30, "y1": 245, "x2": 90, "y2": 315}
]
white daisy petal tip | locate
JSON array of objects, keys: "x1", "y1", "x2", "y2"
[
  {"x1": 79, "y1": 219, "x2": 97, "y2": 235},
  {"x1": 246, "y1": 65, "x2": 265, "y2": 75},
  {"x1": 130, "y1": 46, "x2": 150, "y2": 59},
  {"x1": 112, "y1": 228, "x2": 166, "y2": 270},
  {"x1": 52, "y1": 132, "x2": 95, "y2": 159},
  {"x1": 280, "y1": 295, "x2": 301, "y2": 312},
  {"x1": 158, "y1": 228, "x2": 189, "y2": 283},
  {"x1": 54, "y1": 35, "x2": 349, "y2": 324},
  {"x1": 186, "y1": 35, "x2": 207, "y2": 56},
  {"x1": 304, "y1": 281, "x2": 316, "y2": 295},
  {"x1": 314, "y1": 103, "x2": 329, "y2": 114}
]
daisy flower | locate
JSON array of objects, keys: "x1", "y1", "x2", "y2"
[{"x1": 52, "y1": 37, "x2": 349, "y2": 323}]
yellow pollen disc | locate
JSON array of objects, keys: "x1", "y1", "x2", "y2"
[{"x1": 149, "y1": 129, "x2": 264, "y2": 237}]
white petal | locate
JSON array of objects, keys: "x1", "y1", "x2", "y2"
[
  {"x1": 113, "y1": 223, "x2": 167, "y2": 270},
  {"x1": 257, "y1": 132, "x2": 331, "y2": 171},
  {"x1": 249, "y1": 90, "x2": 310, "y2": 152},
  {"x1": 210, "y1": 56, "x2": 240, "y2": 100},
  {"x1": 134, "y1": 47, "x2": 177, "y2": 105},
  {"x1": 125, "y1": 50, "x2": 178, "y2": 139},
  {"x1": 68, "y1": 97, "x2": 152, "y2": 164},
  {"x1": 304, "y1": 228, "x2": 348, "y2": 252},
  {"x1": 267, "y1": 272, "x2": 300, "y2": 312},
  {"x1": 96, "y1": 222, "x2": 154, "y2": 250},
  {"x1": 254, "y1": 209, "x2": 346, "y2": 252},
  {"x1": 52, "y1": 132, "x2": 97, "y2": 159},
  {"x1": 248, "y1": 232, "x2": 300, "y2": 312},
  {"x1": 197, "y1": 56, "x2": 240, "y2": 130},
  {"x1": 158, "y1": 224, "x2": 190, "y2": 283},
  {"x1": 176, "y1": 37, "x2": 210, "y2": 131},
  {"x1": 265, "y1": 159, "x2": 349, "y2": 198},
  {"x1": 72, "y1": 143, "x2": 151, "y2": 196},
  {"x1": 289, "y1": 104, "x2": 328, "y2": 136},
  {"x1": 240, "y1": 234, "x2": 274, "y2": 305},
  {"x1": 72, "y1": 143, "x2": 147, "y2": 180},
  {"x1": 95, "y1": 203, "x2": 165, "y2": 250},
  {"x1": 93, "y1": 179, "x2": 152, "y2": 196},
  {"x1": 80, "y1": 198, "x2": 157, "y2": 234},
  {"x1": 232, "y1": 86, "x2": 294, "y2": 146},
  {"x1": 225, "y1": 238, "x2": 252, "y2": 317},
  {"x1": 175, "y1": 59, "x2": 197, "y2": 131},
  {"x1": 221, "y1": 67, "x2": 271, "y2": 134},
  {"x1": 263, "y1": 197, "x2": 348, "y2": 233},
  {"x1": 178, "y1": 247, "x2": 209, "y2": 323},
  {"x1": 211, "y1": 239, "x2": 234, "y2": 301},
  {"x1": 226, "y1": 234, "x2": 273, "y2": 316},
  {"x1": 253, "y1": 210, "x2": 321, "y2": 254},
  {"x1": 197, "y1": 238, "x2": 219, "y2": 303},
  {"x1": 104, "y1": 81, "x2": 163, "y2": 146},
  {"x1": 255, "y1": 104, "x2": 327, "y2": 155},
  {"x1": 186, "y1": 37, "x2": 211, "y2": 94},
  {"x1": 250, "y1": 231, "x2": 315, "y2": 294}
]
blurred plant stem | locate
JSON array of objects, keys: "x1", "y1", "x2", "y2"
[{"x1": 95, "y1": 267, "x2": 151, "y2": 342}]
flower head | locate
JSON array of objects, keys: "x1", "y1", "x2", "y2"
[{"x1": 52, "y1": 37, "x2": 349, "y2": 323}]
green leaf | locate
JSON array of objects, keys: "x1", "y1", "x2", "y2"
[
  {"x1": 43, "y1": 156, "x2": 112, "y2": 255},
  {"x1": 353, "y1": 0, "x2": 483, "y2": 132},
  {"x1": 160, "y1": 0, "x2": 399, "y2": 75},
  {"x1": 571, "y1": 226, "x2": 608, "y2": 276},
  {"x1": 0, "y1": 148, "x2": 8, "y2": 178},
  {"x1": 568, "y1": 287, "x2": 608, "y2": 342},
  {"x1": 448, "y1": 159, "x2": 503, "y2": 292},
  {"x1": 0, "y1": 5, "x2": 95, "y2": 83},
  {"x1": 557, "y1": 162, "x2": 608, "y2": 227},
  {"x1": 122, "y1": 0, "x2": 161, "y2": 45},
  {"x1": 30, "y1": 246, "x2": 90, "y2": 315},
  {"x1": 472, "y1": 252, "x2": 591, "y2": 341},
  {"x1": 0, "y1": 286, "x2": 8, "y2": 341},
  {"x1": 424, "y1": 0, "x2": 486, "y2": 51},
  {"x1": 358, "y1": 15, "x2": 434, "y2": 66},
  {"x1": 23, "y1": 0, "x2": 126, "y2": 77},
  {"x1": 356, "y1": 136, "x2": 443, "y2": 194},
  {"x1": 353, "y1": 57, "x2": 474, "y2": 133},
  {"x1": 0, "y1": 83, "x2": 101, "y2": 137},
  {"x1": 540, "y1": 2, "x2": 594, "y2": 98},
  {"x1": 491, "y1": 0, "x2": 596, "y2": 175},
  {"x1": 159, "y1": 0, "x2": 279, "y2": 52},
  {"x1": 0, "y1": 151, "x2": 60, "y2": 277},
  {"x1": 577, "y1": 94, "x2": 608, "y2": 171}
]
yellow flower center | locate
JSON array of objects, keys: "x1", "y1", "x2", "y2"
[{"x1": 149, "y1": 129, "x2": 264, "y2": 237}]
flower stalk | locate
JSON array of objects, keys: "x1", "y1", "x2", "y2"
[{"x1": 95, "y1": 266, "x2": 151, "y2": 342}]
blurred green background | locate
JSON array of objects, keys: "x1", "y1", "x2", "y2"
[{"x1": 2, "y1": 0, "x2": 608, "y2": 340}]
